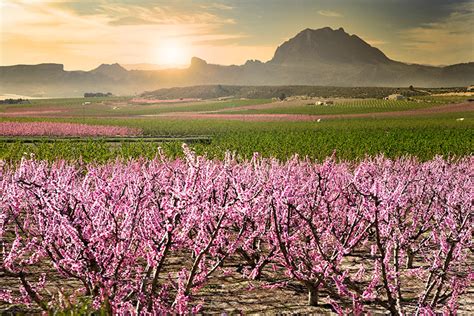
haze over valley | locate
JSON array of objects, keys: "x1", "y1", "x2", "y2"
[{"x1": 1, "y1": 27, "x2": 473, "y2": 97}]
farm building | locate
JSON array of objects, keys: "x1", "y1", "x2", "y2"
[
  {"x1": 217, "y1": 96, "x2": 234, "y2": 101},
  {"x1": 312, "y1": 100, "x2": 334, "y2": 106},
  {"x1": 384, "y1": 94, "x2": 406, "y2": 100}
]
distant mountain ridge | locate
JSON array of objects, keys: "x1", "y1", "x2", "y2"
[
  {"x1": 122, "y1": 63, "x2": 169, "y2": 71},
  {"x1": 90, "y1": 63, "x2": 128, "y2": 78},
  {"x1": 1, "y1": 27, "x2": 473, "y2": 97}
]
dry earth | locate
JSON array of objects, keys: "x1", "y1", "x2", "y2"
[{"x1": 2, "y1": 251, "x2": 473, "y2": 315}]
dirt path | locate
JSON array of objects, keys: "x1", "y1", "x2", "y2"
[{"x1": 144, "y1": 102, "x2": 473, "y2": 122}]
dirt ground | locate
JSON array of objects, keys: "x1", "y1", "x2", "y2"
[{"x1": 2, "y1": 252, "x2": 473, "y2": 315}]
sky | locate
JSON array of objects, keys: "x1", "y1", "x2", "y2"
[{"x1": 0, "y1": 0, "x2": 473, "y2": 70}]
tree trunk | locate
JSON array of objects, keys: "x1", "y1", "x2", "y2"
[
  {"x1": 306, "y1": 282, "x2": 319, "y2": 306},
  {"x1": 406, "y1": 249, "x2": 414, "y2": 269}
]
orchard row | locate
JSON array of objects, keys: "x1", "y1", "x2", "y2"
[{"x1": 1, "y1": 147, "x2": 472, "y2": 314}]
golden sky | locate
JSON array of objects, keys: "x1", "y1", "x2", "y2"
[{"x1": 1, "y1": 0, "x2": 473, "y2": 70}]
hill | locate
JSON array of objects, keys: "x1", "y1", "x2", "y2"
[{"x1": 141, "y1": 85, "x2": 428, "y2": 100}]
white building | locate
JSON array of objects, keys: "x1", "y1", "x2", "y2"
[{"x1": 385, "y1": 94, "x2": 406, "y2": 101}]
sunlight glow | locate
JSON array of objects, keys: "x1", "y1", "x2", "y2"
[{"x1": 156, "y1": 39, "x2": 190, "y2": 68}]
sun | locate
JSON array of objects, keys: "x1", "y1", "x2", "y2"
[{"x1": 156, "y1": 39, "x2": 190, "y2": 68}]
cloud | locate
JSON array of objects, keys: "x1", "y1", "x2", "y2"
[
  {"x1": 0, "y1": 0, "x2": 249, "y2": 69},
  {"x1": 92, "y1": 4, "x2": 233, "y2": 26},
  {"x1": 192, "y1": 33, "x2": 248, "y2": 46},
  {"x1": 24, "y1": 1, "x2": 236, "y2": 27},
  {"x1": 201, "y1": 3, "x2": 234, "y2": 11},
  {"x1": 317, "y1": 10, "x2": 342, "y2": 18},
  {"x1": 397, "y1": 2, "x2": 474, "y2": 65}
]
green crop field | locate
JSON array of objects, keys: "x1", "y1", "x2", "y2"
[
  {"x1": 1, "y1": 93, "x2": 472, "y2": 163},
  {"x1": 219, "y1": 99, "x2": 445, "y2": 115},
  {"x1": 88, "y1": 99, "x2": 270, "y2": 116},
  {"x1": 0, "y1": 97, "x2": 270, "y2": 117},
  {"x1": 1, "y1": 112, "x2": 472, "y2": 163}
]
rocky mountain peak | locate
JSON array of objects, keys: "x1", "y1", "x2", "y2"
[{"x1": 270, "y1": 27, "x2": 391, "y2": 65}]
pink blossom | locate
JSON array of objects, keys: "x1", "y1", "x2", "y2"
[
  {"x1": 0, "y1": 121, "x2": 141, "y2": 136},
  {"x1": 0, "y1": 152, "x2": 471, "y2": 314}
]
